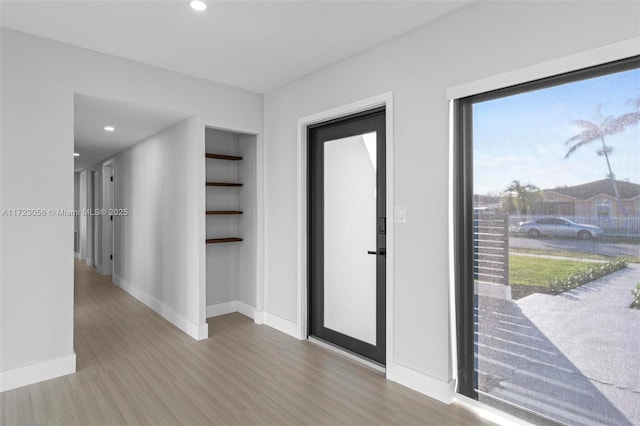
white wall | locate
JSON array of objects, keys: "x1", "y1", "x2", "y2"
[
  {"x1": 112, "y1": 118, "x2": 202, "y2": 335},
  {"x1": 0, "y1": 28, "x2": 262, "y2": 391},
  {"x1": 237, "y1": 135, "x2": 258, "y2": 308},
  {"x1": 262, "y1": 0, "x2": 640, "y2": 400}
]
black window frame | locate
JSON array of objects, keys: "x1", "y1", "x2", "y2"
[{"x1": 454, "y1": 55, "x2": 640, "y2": 404}]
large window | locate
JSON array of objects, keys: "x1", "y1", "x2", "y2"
[{"x1": 455, "y1": 56, "x2": 640, "y2": 425}]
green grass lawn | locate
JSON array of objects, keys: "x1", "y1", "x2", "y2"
[
  {"x1": 509, "y1": 255, "x2": 603, "y2": 287},
  {"x1": 510, "y1": 248, "x2": 640, "y2": 264}
]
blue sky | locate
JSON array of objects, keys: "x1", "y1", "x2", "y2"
[{"x1": 473, "y1": 67, "x2": 640, "y2": 195}]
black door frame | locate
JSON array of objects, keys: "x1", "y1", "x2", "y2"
[{"x1": 307, "y1": 107, "x2": 386, "y2": 365}]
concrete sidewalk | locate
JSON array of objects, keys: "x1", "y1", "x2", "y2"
[
  {"x1": 517, "y1": 264, "x2": 640, "y2": 425},
  {"x1": 476, "y1": 264, "x2": 639, "y2": 425}
]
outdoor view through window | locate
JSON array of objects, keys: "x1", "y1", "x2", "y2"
[{"x1": 472, "y1": 63, "x2": 640, "y2": 425}]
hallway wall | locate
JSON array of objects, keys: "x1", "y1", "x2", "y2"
[
  {"x1": 0, "y1": 28, "x2": 262, "y2": 391},
  {"x1": 262, "y1": 0, "x2": 640, "y2": 401},
  {"x1": 112, "y1": 118, "x2": 203, "y2": 337}
]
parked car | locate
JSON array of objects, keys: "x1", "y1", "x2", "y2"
[{"x1": 518, "y1": 217, "x2": 603, "y2": 240}]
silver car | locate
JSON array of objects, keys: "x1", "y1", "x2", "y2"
[{"x1": 518, "y1": 217, "x2": 603, "y2": 240}]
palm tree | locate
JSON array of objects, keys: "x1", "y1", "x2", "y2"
[
  {"x1": 503, "y1": 180, "x2": 540, "y2": 217},
  {"x1": 564, "y1": 109, "x2": 640, "y2": 214}
]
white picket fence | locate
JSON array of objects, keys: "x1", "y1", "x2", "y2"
[{"x1": 508, "y1": 215, "x2": 640, "y2": 237}]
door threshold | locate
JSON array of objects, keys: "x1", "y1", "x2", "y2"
[{"x1": 308, "y1": 336, "x2": 386, "y2": 374}]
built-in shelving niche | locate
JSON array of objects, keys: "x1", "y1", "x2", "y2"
[{"x1": 205, "y1": 127, "x2": 257, "y2": 317}]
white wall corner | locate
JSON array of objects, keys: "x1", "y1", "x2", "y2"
[
  {"x1": 253, "y1": 310, "x2": 265, "y2": 324},
  {"x1": 236, "y1": 301, "x2": 256, "y2": 320},
  {"x1": 206, "y1": 301, "x2": 238, "y2": 318},
  {"x1": 386, "y1": 362, "x2": 456, "y2": 404},
  {"x1": 207, "y1": 301, "x2": 256, "y2": 321},
  {"x1": 263, "y1": 312, "x2": 303, "y2": 340},
  {"x1": 0, "y1": 353, "x2": 76, "y2": 393},
  {"x1": 112, "y1": 274, "x2": 204, "y2": 341}
]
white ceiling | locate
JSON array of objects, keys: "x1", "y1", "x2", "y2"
[
  {"x1": 0, "y1": 0, "x2": 476, "y2": 93},
  {"x1": 3, "y1": 0, "x2": 476, "y2": 170},
  {"x1": 74, "y1": 94, "x2": 190, "y2": 171}
]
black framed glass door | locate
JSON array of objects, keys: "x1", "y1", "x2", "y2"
[{"x1": 308, "y1": 107, "x2": 386, "y2": 365}]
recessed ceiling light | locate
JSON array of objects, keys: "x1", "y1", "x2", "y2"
[
  {"x1": 190, "y1": 0, "x2": 207, "y2": 11},
  {"x1": 104, "y1": 126, "x2": 115, "y2": 132},
  {"x1": 73, "y1": 153, "x2": 80, "y2": 157}
]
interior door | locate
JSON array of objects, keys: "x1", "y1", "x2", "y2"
[
  {"x1": 308, "y1": 107, "x2": 386, "y2": 365},
  {"x1": 93, "y1": 170, "x2": 102, "y2": 269},
  {"x1": 102, "y1": 164, "x2": 114, "y2": 275}
]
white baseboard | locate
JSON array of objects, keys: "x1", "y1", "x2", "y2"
[
  {"x1": 112, "y1": 274, "x2": 207, "y2": 341},
  {"x1": 206, "y1": 305, "x2": 300, "y2": 339},
  {"x1": 206, "y1": 301, "x2": 238, "y2": 318},
  {"x1": 74, "y1": 252, "x2": 80, "y2": 259},
  {"x1": 236, "y1": 301, "x2": 255, "y2": 319},
  {"x1": 263, "y1": 312, "x2": 302, "y2": 339},
  {"x1": 196, "y1": 323, "x2": 209, "y2": 340},
  {"x1": 85, "y1": 258, "x2": 93, "y2": 267},
  {"x1": 0, "y1": 353, "x2": 76, "y2": 393},
  {"x1": 206, "y1": 300, "x2": 256, "y2": 320},
  {"x1": 386, "y1": 361, "x2": 455, "y2": 404}
]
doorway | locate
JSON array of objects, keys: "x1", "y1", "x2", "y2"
[
  {"x1": 308, "y1": 107, "x2": 386, "y2": 365},
  {"x1": 92, "y1": 169, "x2": 102, "y2": 270},
  {"x1": 101, "y1": 162, "x2": 114, "y2": 276}
]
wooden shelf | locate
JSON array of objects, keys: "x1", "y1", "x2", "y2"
[
  {"x1": 206, "y1": 238, "x2": 243, "y2": 244},
  {"x1": 206, "y1": 210, "x2": 243, "y2": 215},
  {"x1": 206, "y1": 153, "x2": 243, "y2": 161},
  {"x1": 206, "y1": 182, "x2": 243, "y2": 187}
]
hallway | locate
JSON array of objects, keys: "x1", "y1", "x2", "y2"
[{"x1": 1, "y1": 261, "x2": 490, "y2": 425}]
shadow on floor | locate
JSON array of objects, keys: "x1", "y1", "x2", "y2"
[{"x1": 476, "y1": 296, "x2": 632, "y2": 426}]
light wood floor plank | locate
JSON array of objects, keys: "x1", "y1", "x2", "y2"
[{"x1": 0, "y1": 260, "x2": 494, "y2": 425}]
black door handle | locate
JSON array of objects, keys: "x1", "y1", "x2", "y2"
[
  {"x1": 367, "y1": 251, "x2": 377, "y2": 255},
  {"x1": 367, "y1": 250, "x2": 386, "y2": 256}
]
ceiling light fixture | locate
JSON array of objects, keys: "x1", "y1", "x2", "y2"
[
  {"x1": 190, "y1": 0, "x2": 207, "y2": 11},
  {"x1": 104, "y1": 126, "x2": 115, "y2": 132},
  {"x1": 73, "y1": 153, "x2": 80, "y2": 157}
]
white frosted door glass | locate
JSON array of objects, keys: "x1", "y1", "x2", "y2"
[{"x1": 323, "y1": 132, "x2": 377, "y2": 345}]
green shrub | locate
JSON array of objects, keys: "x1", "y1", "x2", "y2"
[
  {"x1": 632, "y1": 283, "x2": 640, "y2": 310},
  {"x1": 548, "y1": 259, "x2": 627, "y2": 294}
]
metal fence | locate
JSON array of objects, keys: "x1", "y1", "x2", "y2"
[
  {"x1": 474, "y1": 214, "x2": 509, "y2": 285},
  {"x1": 508, "y1": 215, "x2": 640, "y2": 237}
]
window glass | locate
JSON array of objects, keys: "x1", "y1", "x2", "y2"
[{"x1": 457, "y1": 57, "x2": 640, "y2": 425}]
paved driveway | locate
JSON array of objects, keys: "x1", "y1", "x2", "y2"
[
  {"x1": 517, "y1": 264, "x2": 640, "y2": 425},
  {"x1": 477, "y1": 264, "x2": 640, "y2": 425}
]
